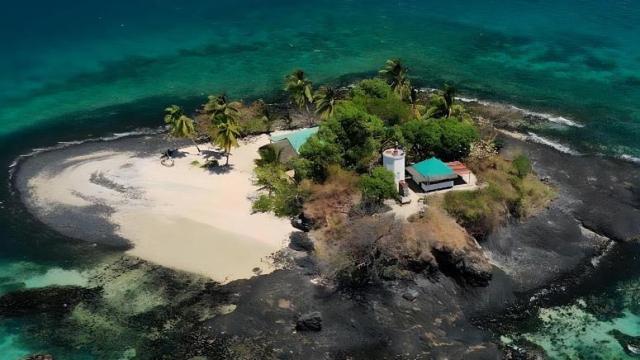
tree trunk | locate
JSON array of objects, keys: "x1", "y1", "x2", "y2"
[
  {"x1": 225, "y1": 150, "x2": 230, "y2": 166},
  {"x1": 192, "y1": 139, "x2": 201, "y2": 154},
  {"x1": 305, "y1": 103, "x2": 313, "y2": 127}
]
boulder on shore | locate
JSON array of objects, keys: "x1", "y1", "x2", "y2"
[{"x1": 296, "y1": 311, "x2": 322, "y2": 331}]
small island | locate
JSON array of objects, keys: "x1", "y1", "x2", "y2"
[
  {"x1": 18, "y1": 60, "x2": 554, "y2": 285},
  {"x1": 11, "y1": 59, "x2": 640, "y2": 359}
]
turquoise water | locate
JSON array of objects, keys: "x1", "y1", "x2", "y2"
[
  {"x1": 2, "y1": 0, "x2": 639, "y2": 159},
  {"x1": 1, "y1": 0, "x2": 639, "y2": 358}
]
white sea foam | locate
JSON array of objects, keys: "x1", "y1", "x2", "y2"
[
  {"x1": 450, "y1": 93, "x2": 585, "y2": 128},
  {"x1": 519, "y1": 107, "x2": 584, "y2": 128},
  {"x1": 7, "y1": 127, "x2": 165, "y2": 179},
  {"x1": 527, "y1": 133, "x2": 581, "y2": 155},
  {"x1": 619, "y1": 154, "x2": 640, "y2": 164}
]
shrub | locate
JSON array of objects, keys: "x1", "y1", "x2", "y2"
[
  {"x1": 239, "y1": 116, "x2": 269, "y2": 136},
  {"x1": 466, "y1": 139, "x2": 499, "y2": 171},
  {"x1": 359, "y1": 167, "x2": 397, "y2": 204},
  {"x1": 352, "y1": 78, "x2": 394, "y2": 99},
  {"x1": 237, "y1": 99, "x2": 274, "y2": 136},
  {"x1": 351, "y1": 78, "x2": 412, "y2": 125},
  {"x1": 296, "y1": 136, "x2": 342, "y2": 182},
  {"x1": 443, "y1": 188, "x2": 508, "y2": 238},
  {"x1": 401, "y1": 119, "x2": 442, "y2": 161},
  {"x1": 443, "y1": 156, "x2": 555, "y2": 237},
  {"x1": 400, "y1": 117, "x2": 478, "y2": 162},
  {"x1": 252, "y1": 194, "x2": 273, "y2": 213},
  {"x1": 437, "y1": 118, "x2": 479, "y2": 160},
  {"x1": 314, "y1": 215, "x2": 411, "y2": 287},
  {"x1": 313, "y1": 102, "x2": 384, "y2": 173},
  {"x1": 512, "y1": 154, "x2": 531, "y2": 178}
]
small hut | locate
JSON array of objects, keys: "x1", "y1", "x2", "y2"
[
  {"x1": 406, "y1": 157, "x2": 458, "y2": 192},
  {"x1": 259, "y1": 127, "x2": 319, "y2": 164}
]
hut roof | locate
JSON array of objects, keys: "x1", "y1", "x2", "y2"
[
  {"x1": 259, "y1": 140, "x2": 298, "y2": 164},
  {"x1": 407, "y1": 158, "x2": 458, "y2": 184},
  {"x1": 270, "y1": 127, "x2": 319, "y2": 154}
]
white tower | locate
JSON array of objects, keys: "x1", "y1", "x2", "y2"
[{"x1": 382, "y1": 148, "x2": 406, "y2": 186}]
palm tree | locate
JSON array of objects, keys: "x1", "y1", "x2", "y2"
[
  {"x1": 425, "y1": 84, "x2": 456, "y2": 119},
  {"x1": 379, "y1": 59, "x2": 411, "y2": 100},
  {"x1": 212, "y1": 119, "x2": 241, "y2": 166},
  {"x1": 313, "y1": 86, "x2": 338, "y2": 120},
  {"x1": 164, "y1": 105, "x2": 200, "y2": 153},
  {"x1": 284, "y1": 70, "x2": 314, "y2": 122},
  {"x1": 253, "y1": 99, "x2": 276, "y2": 132},
  {"x1": 204, "y1": 94, "x2": 241, "y2": 125}
]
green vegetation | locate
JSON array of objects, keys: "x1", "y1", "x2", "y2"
[
  {"x1": 512, "y1": 154, "x2": 532, "y2": 178},
  {"x1": 285, "y1": 70, "x2": 314, "y2": 122},
  {"x1": 153, "y1": 57, "x2": 562, "y2": 293},
  {"x1": 160, "y1": 59, "x2": 553, "y2": 289},
  {"x1": 424, "y1": 84, "x2": 471, "y2": 121},
  {"x1": 378, "y1": 59, "x2": 411, "y2": 101},
  {"x1": 253, "y1": 60, "x2": 484, "y2": 223},
  {"x1": 211, "y1": 118, "x2": 241, "y2": 166},
  {"x1": 313, "y1": 86, "x2": 338, "y2": 120},
  {"x1": 251, "y1": 163, "x2": 307, "y2": 217},
  {"x1": 443, "y1": 154, "x2": 555, "y2": 238},
  {"x1": 359, "y1": 167, "x2": 397, "y2": 204},
  {"x1": 236, "y1": 99, "x2": 276, "y2": 136},
  {"x1": 163, "y1": 105, "x2": 200, "y2": 152},
  {"x1": 401, "y1": 117, "x2": 478, "y2": 161},
  {"x1": 351, "y1": 78, "x2": 412, "y2": 125},
  {"x1": 204, "y1": 94, "x2": 241, "y2": 125}
]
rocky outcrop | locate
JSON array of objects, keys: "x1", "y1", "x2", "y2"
[
  {"x1": 432, "y1": 247, "x2": 493, "y2": 287},
  {"x1": 291, "y1": 214, "x2": 314, "y2": 232},
  {"x1": 289, "y1": 231, "x2": 314, "y2": 252},
  {"x1": 295, "y1": 311, "x2": 323, "y2": 331},
  {"x1": 23, "y1": 356, "x2": 54, "y2": 360},
  {"x1": 0, "y1": 286, "x2": 101, "y2": 317}
]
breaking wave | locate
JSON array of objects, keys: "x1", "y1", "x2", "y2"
[
  {"x1": 8, "y1": 127, "x2": 165, "y2": 178},
  {"x1": 527, "y1": 133, "x2": 581, "y2": 155}
]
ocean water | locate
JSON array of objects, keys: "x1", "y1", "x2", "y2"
[{"x1": 0, "y1": 0, "x2": 639, "y2": 358}]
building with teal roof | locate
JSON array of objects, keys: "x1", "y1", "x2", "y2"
[
  {"x1": 270, "y1": 127, "x2": 319, "y2": 153},
  {"x1": 406, "y1": 157, "x2": 458, "y2": 192},
  {"x1": 260, "y1": 127, "x2": 319, "y2": 164}
]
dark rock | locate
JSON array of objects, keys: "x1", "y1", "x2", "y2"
[
  {"x1": 296, "y1": 311, "x2": 322, "y2": 331},
  {"x1": 0, "y1": 286, "x2": 101, "y2": 317},
  {"x1": 291, "y1": 214, "x2": 314, "y2": 232},
  {"x1": 403, "y1": 289, "x2": 420, "y2": 302},
  {"x1": 432, "y1": 248, "x2": 492, "y2": 287},
  {"x1": 23, "y1": 354, "x2": 54, "y2": 360},
  {"x1": 289, "y1": 231, "x2": 314, "y2": 252},
  {"x1": 609, "y1": 329, "x2": 640, "y2": 357}
]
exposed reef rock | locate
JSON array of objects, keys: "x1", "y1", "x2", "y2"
[
  {"x1": 609, "y1": 330, "x2": 640, "y2": 357},
  {"x1": 0, "y1": 286, "x2": 101, "y2": 317}
]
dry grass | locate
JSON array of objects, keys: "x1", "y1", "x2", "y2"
[
  {"x1": 312, "y1": 205, "x2": 491, "y2": 286},
  {"x1": 444, "y1": 154, "x2": 555, "y2": 238},
  {"x1": 303, "y1": 166, "x2": 361, "y2": 228}
]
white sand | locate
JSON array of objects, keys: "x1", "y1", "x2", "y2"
[{"x1": 26, "y1": 135, "x2": 293, "y2": 283}]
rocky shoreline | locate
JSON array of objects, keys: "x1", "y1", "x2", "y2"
[{"x1": 5, "y1": 98, "x2": 640, "y2": 359}]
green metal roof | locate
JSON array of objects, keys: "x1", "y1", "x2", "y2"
[
  {"x1": 407, "y1": 157, "x2": 458, "y2": 184},
  {"x1": 270, "y1": 127, "x2": 319, "y2": 154}
]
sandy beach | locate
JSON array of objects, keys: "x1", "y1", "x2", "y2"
[{"x1": 19, "y1": 135, "x2": 293, "y2": 283}]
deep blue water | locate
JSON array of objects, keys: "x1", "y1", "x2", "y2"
[{"x1": 1, "y1": 1, "x2": 639, "y2": 358}]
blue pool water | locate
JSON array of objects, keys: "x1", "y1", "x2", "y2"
[{"x1": 0, "y1": 1, "x2": 639, "y2": 358}]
